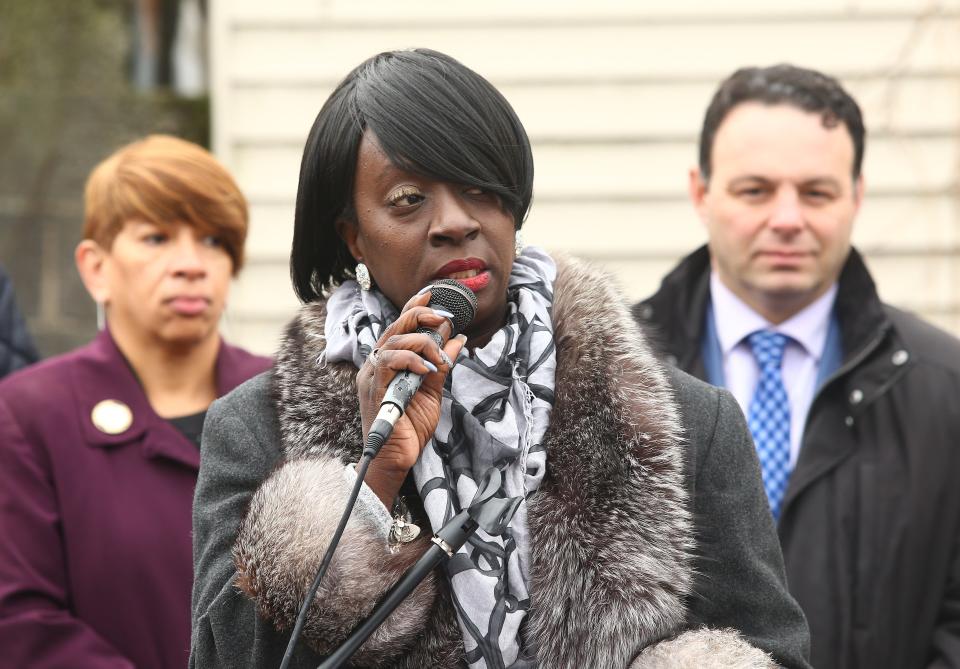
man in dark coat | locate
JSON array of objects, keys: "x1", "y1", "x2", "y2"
[
  {"x1": 0, "y1": 264, "x2": 39, "y2": 377},
  {"x1": 634, "y1": 64, "x2": 960, "y2": 668}
]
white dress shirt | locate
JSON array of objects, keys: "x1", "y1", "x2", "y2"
[{"x1": 710, "y1": 273, "x2": 838, "y2": 466}]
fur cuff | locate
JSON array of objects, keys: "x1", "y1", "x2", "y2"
[
  {"x1": 632, "y1": 628, "x2": 777, "y2": 668},
  {"x1": 233, "y1": 456, "x2": 437, "y2": 661}
]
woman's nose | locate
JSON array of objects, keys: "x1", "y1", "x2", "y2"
[
  {"x1": 170, "y1": 230, "x2": 207, "y2": 278},
  {"x1": 428, "y1": 187, "x2": 481, "y2": 245}
]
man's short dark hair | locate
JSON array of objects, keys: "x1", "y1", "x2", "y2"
[{"x1": 698, "y1": 64, "x2": 866, "y2": 181}]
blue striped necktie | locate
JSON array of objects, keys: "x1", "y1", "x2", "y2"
[{"x1": 746, "y1": 331, "x2": 792, "y2": 520}]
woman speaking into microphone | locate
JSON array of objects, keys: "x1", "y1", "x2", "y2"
[{"x1": 190, "y1": 49, "x2": 810, "y2": 668}]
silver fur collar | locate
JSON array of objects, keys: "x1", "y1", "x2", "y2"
[{"x1": 270, "y1": 255, "x2": 694, "y2": 668}]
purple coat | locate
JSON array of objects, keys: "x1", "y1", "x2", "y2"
[{"x1": 0, "y1": 329, "x2": 270, "y2": 669}]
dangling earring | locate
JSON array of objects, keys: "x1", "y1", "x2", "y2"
[
  {"x1": 355, "y1": 262, "x2": 372, "y2": 291},
  {"x1": 96, "y1": 301, "x2": 105, "y2": 331},
  {"x1": 514, "y1": 231, "x2": 525, "y2": 258}
]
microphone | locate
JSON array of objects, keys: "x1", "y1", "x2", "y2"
[
  {"x1": 280, "y1": 280, "x2": 477, "y2": 668},
  {"x1": 363, "y1": 279, "x2": 477, "y2": 458}
]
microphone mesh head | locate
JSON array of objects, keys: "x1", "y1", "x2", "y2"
[{"x1": 427, "y1": 279, "x2": 478, "y2": 335}]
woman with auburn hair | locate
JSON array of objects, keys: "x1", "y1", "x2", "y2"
[
  {"x1": 0, "y1": 135, "x2": 270, "y2": 669},
  {"x1": 190, "y1": 50, "x2": 810, "y2": 668}
]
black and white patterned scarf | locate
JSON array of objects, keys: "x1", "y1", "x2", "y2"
[{"x1": 324, "y1": 247, "x2": 557, "y2": 668}]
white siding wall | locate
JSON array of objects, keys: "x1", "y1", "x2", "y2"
[{"x1": 211, "y1": 0, "x2": 960, "y2": 354}]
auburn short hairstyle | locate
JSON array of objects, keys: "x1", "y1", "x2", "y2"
[{"x1": 83, "y1": 135, "x2": 249, "y2": 273}]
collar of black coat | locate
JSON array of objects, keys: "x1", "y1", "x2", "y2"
[
  {"x1": 271, "y1": 254, "x2": 694, "y2": 665},
  {"x1": 635, "y1": 244, "x2": 890, "y2": 369}
]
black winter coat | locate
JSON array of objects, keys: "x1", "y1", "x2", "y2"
[
  {"x1": 0, "y1": 265, "x2": 38, "y2": 378},
  {"x1": 634, "y1": 246, "x2": 960, "y2": 669}
]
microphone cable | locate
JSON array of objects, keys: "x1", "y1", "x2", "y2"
[
  {"x1": 278, "y1": 430, "x2": 386, "y2": 669},
  {"x1": 278, "y1": 279, "x2": 476, "y2": 667}
]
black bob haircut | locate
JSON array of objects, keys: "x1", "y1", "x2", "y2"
[
  {"x1": 290, "y1": 48, "x2": 535, "y2": 303},
  {"x1": 698, "y1": 64, "x2": 866, "y2": 182}
]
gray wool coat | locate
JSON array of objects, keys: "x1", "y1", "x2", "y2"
[{"x1": 190, "y1": 256, "x2": 810, "y2": 668}]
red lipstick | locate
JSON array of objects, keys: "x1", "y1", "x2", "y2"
[{"x1": 433, "y1": 258, "x2": 491, "y2": 292}]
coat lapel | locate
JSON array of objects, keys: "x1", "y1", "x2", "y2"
[
  {"x1": 71, "y1": 329, "x2": 198, "y2": 470},
  {"x1": 779, "y1": 252, "x2": 893, "y2": 519},
  {"x1": 781, "y1": 329, "x2": 909, "y2": 519},
  {"x1": 524, "y1": 257, "x2": 693, "y2": 668}
]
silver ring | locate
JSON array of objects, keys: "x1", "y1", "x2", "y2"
[{"x1": 368, "y1": 347, "x2": 381, "y2": 365}]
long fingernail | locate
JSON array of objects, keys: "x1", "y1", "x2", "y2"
[
  {"x1": 434, "y1": 309, "x2": 454, "y2": 320},
  {"x1": 415, "y1": 286, "x2": 432, "y2": 296},
  {"x1": 455, "y1": 334, "x2": 468, "y2": 343},
  {"x1": 439, "y1": 349, "x2": 452, "y2": 366},
  {"x1": 422, "y1": 358, "x2": 438, "y2": 373}
]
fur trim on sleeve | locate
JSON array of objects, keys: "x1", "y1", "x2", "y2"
[
  {"x1": 233, "y1": 456, "x2": 437, "y2": 662},
  {"x1": 632, "y1": 628, "x2": 777, "y2": 668}
]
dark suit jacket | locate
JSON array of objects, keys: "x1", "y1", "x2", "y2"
[{"x1": 0, "y1": 265, "x2": 39, "y2": 377}]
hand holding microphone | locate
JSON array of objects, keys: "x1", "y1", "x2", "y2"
[
  {"x1": 281, "y1": 280, "x2": 477, "y2": 668},
  {"x1": 357, "y1": 280, "x2": 477, "y2": 506}
]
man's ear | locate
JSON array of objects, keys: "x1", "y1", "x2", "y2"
[
  {"x1": 688, "y1": 166, "x2": 711, "y2": 226},
  {"x1": 852, "y1": 174, "x2": 865, "y2": 215},
  {"x1": 75, "y1": 240, "x2": 111, "y2": 304},
  {"x1": 335, "y1": 218, "x2": 362, "y2": 263}
]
